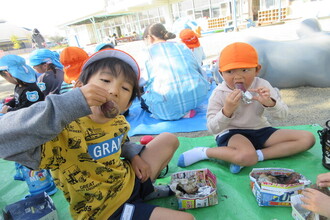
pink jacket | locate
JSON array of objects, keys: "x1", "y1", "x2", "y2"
[{"x1": 207, "y1": 77, "x2": 288, "y2": 136}]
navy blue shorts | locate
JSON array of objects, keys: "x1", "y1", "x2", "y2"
[
  {"x1": 109, "y1": 178, "x2": 157, "y2": 220},
  {"x1": 216, "y1": 127, "x2": 278, "y2": 150}
]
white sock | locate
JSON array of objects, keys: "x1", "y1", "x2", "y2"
[
  {"x1": 178, "y1": 147, "x2": 209, "y2": 167},
  {"x1": 256, "y1": 150, "x2": 264, "y2": 161}
]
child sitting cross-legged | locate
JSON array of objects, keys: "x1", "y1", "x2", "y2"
[
  {"x1": 178, "y1": 42, "x2": 315, "y2": 174},
  {"x1": 0, "y1": 49, "x2": 194, "y2": 220}
]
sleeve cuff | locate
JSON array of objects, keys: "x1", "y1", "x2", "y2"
[{"x1": 121, "y1": 142, "x2": 145, "y2": 160}]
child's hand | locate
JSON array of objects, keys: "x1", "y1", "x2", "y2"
[
  {"x1": 249, "y1": 87, "x2": 275, "y2": 107},
  {"x1": 1, "y1": 105, "x2": 9, "y2": 114},
  {"x1": 80, "y1": 84, "x2": 111, "y2": 107},
  {"x1": 317, "y1": 172, "x2": 330, "y2": 187},
  {"x1": 222, "y1": 89, "x2": 242, "y2": 117},
  {"x1": 131, "y1": 155, "x2": 151, "y2": 183},
  {"x1": 301, "y1": 188, "x2": 330, "y2": 218}
]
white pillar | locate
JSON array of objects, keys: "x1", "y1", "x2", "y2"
[
  {"x1": 278, "y1": 0, "x2": 282, "y2": 21},
  {"x1": 232, "y1": 0, "x2": 238, "y2": 31},
  {"x1": 163, "y1": 3, "x2": 174, "y2": 27}
]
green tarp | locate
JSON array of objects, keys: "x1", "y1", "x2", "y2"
[{"x1": 1, "y1": 124, "x2": 328, "y2": 220}]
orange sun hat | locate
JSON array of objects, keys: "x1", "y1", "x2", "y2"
[
  {"x1": 219, "y1": 42, "x2": 258, "y2": 72},
  {"x1": 60, "y1": 47, "x2": 89, "y2": 84},
  {"x1": 179, "y1": 29, "x2": 200, "y2": 49}
]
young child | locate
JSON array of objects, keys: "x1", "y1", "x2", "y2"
[
  {"x1": 0, "y1": 49, "x2": 194, "y2": 220},
  {"x1": 179, "y1": 28, "x2": 206, "y2": 66},
  {"x1": 0, "y1": 54, "x2": 55, "y2": 196},
  {"x1": 59, "y1": 46, "x2": 89, "y2": 94},
  {"x1": 29, "y1": 48, "x2": 64, "y2": 96},
  {"x1": 0, "y1": 54, "x2": 44, "y2": 114},
  {"x1": 301, "y1": 172, "x2": 330, "y2": 218},
  {"x1": 141, "y1": 23, "x2": 209, "y2": 120},
  {"x1": 178, "y1": 42, "x2": 315, "y2": 173}
]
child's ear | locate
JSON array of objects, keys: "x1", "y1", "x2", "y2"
[
  {"x1": 74, "y1": 80, "x2": 84, "y2": 88},
  {"x1": 255, "y1": 65, "x2": 262, "y2": 76}
]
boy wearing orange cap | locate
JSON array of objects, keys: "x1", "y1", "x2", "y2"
[
  {"x1": 179, "y1": 29, "x2": 205, "y2": 66},
  {"x1": 178, "y1": 42, "x2": 315, "y2": 173}
]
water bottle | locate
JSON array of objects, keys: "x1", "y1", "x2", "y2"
[
  {"x1": 318, "y1": 120, "x2": 330, "y2": 170},
  {"x1": 14, "y1": 163, "x2": 58, "y2": 196}
]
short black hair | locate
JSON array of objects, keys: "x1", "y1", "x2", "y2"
[{"x1": 79, "y1": 57, "x2": 140, "y2": 102}]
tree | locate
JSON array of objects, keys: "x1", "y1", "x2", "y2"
[
  {"x1": 49, "y1": 35, "x2": 66, "y2": 45},
  {"x1": 10, "y1": 35, "x2": 21, "y2": 49}
]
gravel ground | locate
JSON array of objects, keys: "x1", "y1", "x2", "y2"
[{"x1": 1, "y1": 18, "x2": 329, "y2": 142}]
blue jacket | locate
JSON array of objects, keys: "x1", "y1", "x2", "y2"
[{"x1": 143, "y1": 41, "x2": 208, "y2": 120}]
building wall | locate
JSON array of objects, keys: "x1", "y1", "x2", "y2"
[
  {"x1": 66, "y1": 24, "x2": 97, "y2": 47},
  {"x1": 98, "y1": 0, "x2": 252, "y2": 40},
  {"x1": 65, "y1": 0, "x2": 326, "y2": 47}
]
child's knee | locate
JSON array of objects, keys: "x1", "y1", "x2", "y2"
[
  {"x1": 297, "y1": 131, "x2": 316, "y2": 150},
  {"x1": 303, "y1": 131, "x2": 316, "y2": 149},
  {"x1": 233, "y1": 152, "x2": 258, "y2": 166},
  {"x1": 160, "y1": 132, "x2": 179, "y2": 149}
]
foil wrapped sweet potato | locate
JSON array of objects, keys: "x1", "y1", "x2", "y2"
[{"x1": 101, "y1": 100, "x2": 119, "y2": 118}]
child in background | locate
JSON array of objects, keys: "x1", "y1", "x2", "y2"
[
  {"x1": 0, "y1": 49, "x2": 194, "y2": 220},
  {"x1": 179, "y1": 28, "x2": 206, "y2": 66},
  {"x1": 0, "y1": 54, "x2": 55, "y2": 197},
  {"x1": 0, "y1": 54, "x2": 44, "y2": 114},
  {"x1": 178, "y1": 42, "x2": 315, "y2": 173},
  {"x1": 141, "y1": 23, "x2": 209, "y2": 120},
  {"x1": 29, "y1": 48, "x2": 64, "y2": 96},
  {"x1": 301, "y1": 172, "x2": 330, "y2": 218},
  {"x1": 59, "y1": 46, "x2": 89, "y2": 93}
]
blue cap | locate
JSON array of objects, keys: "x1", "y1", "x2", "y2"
[
  {"x1": 0, "y1": 54, "x2": 37, "y2": 83},
  {"x1": 95, "y1": 43, "x2": 115, "y2": 52},
  {"x1": 29, "y1": 49, "x2": 63, "y2": 69},
  {"x1": 52, "y1": 50, "x2": 60, "y2": 60}
]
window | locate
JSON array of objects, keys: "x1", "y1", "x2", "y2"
[
  {"x1": 212, "y1": 7, "x2": 220, "y2": 17},
  {"x1": 220, "y1": 2, "x2": 228, "y2": 16}
]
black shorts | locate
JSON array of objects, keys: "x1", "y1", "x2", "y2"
[
  {"x1": 109, "y1": 178, "x2": 157, "y2": 220},
  {"x1": 216, "y1": 127, "x2": 278, "y2": 150}
]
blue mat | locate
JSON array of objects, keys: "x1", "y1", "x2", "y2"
[{"x1": 126, "y1": 83, "x2": 216, "y2": 136}]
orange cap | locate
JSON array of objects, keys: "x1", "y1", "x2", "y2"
[
  {"x1": 179, "y1": 29, "x2": 200, "y2": 49},
  {"x1": 219, "y1": 42, "x2": 258, "y2": 72},
  {"x1": 60, "y1": 47, "x2": 89, "y2": 84}
]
